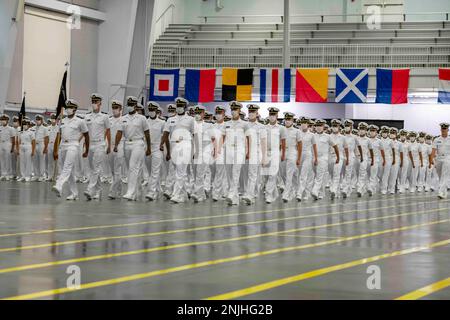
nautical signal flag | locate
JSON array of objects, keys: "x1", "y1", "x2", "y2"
[
  {"x1": 260, "y1": 68, "x2": 291, "y2": 102},
  {"x1": 295, "y1": 68, "x2": 329, "y2": 103},
  {"x1": 149, "y1": 69, "x2": 180, "y2": 101},
  {"x1": 335, "y1": 68, "x2": 369, "y2": 103},
  {"x1": 222, "y1": 68, "x2": 253, "y2": 101},
  {"x1": 438, "y1": 68, "x2": 450, "y2": 104},
  {"x1": 375, "y1": 68, "x2": 409, "y2": 104},
  {"x1": 185, "y1": 69, "x2": 216, "y2": 102}
]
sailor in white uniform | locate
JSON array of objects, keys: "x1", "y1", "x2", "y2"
[
  {"x1": 296, "y1": 117, "x2": 317, "y2": 202},
  {"x1": 242, "y1": 104, "x2": 267, "y2": 205},
  {"x1": 113, "y1": 96, "x2": 151, "y2": 201},
  {"x1": 341, "y1": 120, "x2": 357, "y2": 198},
  {"x1": 161, "y1": 97, "x2": 195, "y2": 203},
  {"x1": 281, "y1": 112, "x2": 300, "y2": 203},
  {"x1": 145, "y1": 101, "x2": 166, "y2": 201},
  {"x1": 407, "y1": 131, "x2": 422, "y2": 193},
  {"x1": 0, "y1": 114, "x2": 16, "y2": 181},
  {"x1": 83, "y1": 93, "x2": 111, "y2": 200},
  {"x1": 108, "y1": 100, "x2": 125, "y2": 199},
  {"x1": 32, "y1": 114, "x2": 49, "y2": 182},
  {"x1": 311, "y1": 119, "x2": 339, "y2": 200},
  {"x1": 224, "y1": 101, "x2": 250, "y2": 205},
  {"x1": 52, "y1": 99, "x2": 90, "y2": 199},
  {"x1": 430, "y1": 123, "x2": 450, "y2": 199},
  {"x1": 211, "y1": 106, "x2": 228, "y2": 201},
  {"x1": 356, "y1": 122, "x2": 370, "y2": 197}
]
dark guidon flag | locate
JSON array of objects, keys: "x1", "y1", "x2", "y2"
[
  {"x1": 18, "y1": 95, "x2": 26, "y2": 130},
  {"x1": 221, "y1": 68, "x2": 253, "y2": 101},
  {"x1": 56, "y1": 70, "x2": 67, "y2": 118}
]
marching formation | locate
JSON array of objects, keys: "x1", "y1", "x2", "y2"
[{"x1": 1, "y1": 94, "x2": 450, "y2": 204}]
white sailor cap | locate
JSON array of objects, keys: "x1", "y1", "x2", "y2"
[
  {"x1": 284, "y1": 112, "x2": 295, "y2": 119},
  {"x1": 315, "y1": 119, "x2": 326, "y2": 126},
  {"x1": 229, "y1": 101, "x2": 243, "y2": 109},
  {"x1": 90, "y1": 93, "x2": 103, "y2": 102},
  {"x1": 111, "y1": 100, "x2": 123, "y2": 108},
  {"x1": 268, "y1": 107, "x2": 280, "y2": 114},
  {"x1": 147, "y1": 101, "x2": 160, "y2": 110},
  {"x1": 175, "y1": 97, "x2": 189, "y2": 107},
  {"x1": 247, "y1": 104, "x2": 260, "y2": 111},
  {"x1": 358, "y1": 122, "x2": 369, "y2": 129},
  {"x1": 126, "y1": 96, "x2": 138, "y2": 106},
  {"x1": 65, "y1": 99, "x2": 79, "y2": 108},
  {"x1": 194, "y1": 105, "x2": 206, "y2": 113},
  {"x1": 331, "y1": 119, "x2": 342, "y2": 126}
]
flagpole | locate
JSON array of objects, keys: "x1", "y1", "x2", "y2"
[
  {"x1": 53, "y1": 63, "x2": 69, "y2": 181},
  {"x1": 16, "y1": 91, "x2": 26, "y2": 179},
  {"x1": 65, "y1": 61, "x2": 70, "y2": 99}
]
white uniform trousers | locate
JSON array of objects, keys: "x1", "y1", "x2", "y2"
[
  {"x1": 311, "y1": 157, "x2": 329, "y2": 199},
  {"x1": 418, "y1": 161, "x2": 428, "y2": 191},
  {"x1": 123, "y1": 141, "x2": 145, "y2": 200},
  {"x1": 356, "y1": 159, "x2": 369, "y2": 195},
  {"x1": 212, "y1": 148, "x2": 227, "y2": 201},
  {"x1": 282, "y1": 157, "x2": 298, "y2": 201},
  {"x1": 164, "y1": 160, "x2": 176, "y2": 196},
  {"x1": 47, "y1": 142, "x2": 58, "y2": 180},
  {"x1": 296, "y1": 153, "x2": 313, "y2": 200},
  {"x1": 399, "y1": 160, "x2": 410, "y2": 192},
  {"x1": 204, "y1": 165, "x2": 212, "y2": 194},
  {"x1": 0, "y1": 142, "x2": 12, "y2": 177},
  {"x1": 409, "y1": 157, "x2": 420, "y2": 193},
  {"x1": 435, "y1": 159, "x2": 450, "y2": 198},
  {"x1": 171, "y1": 140, "x2": 192, "y2": 202},
  {"x1": 330, "y1": 157, "x2": 344, "y2": 197},
  {"x1": 263, "y1": 151, "x2": 281, "y2": 203},
  {"x1": 226, "y1": 163, "x2": 243, "y2": 205},
  {"x1": 424, "y1": 165, "x2": 435, "y2": 191},
  {"x1": 86, "y1": 143, "x2": 106, "y2": 197},
  {"x1": 368, "y1": 159, "x2": 381, "y2": 194},
  {"x1": 19, "y1": 144, "x2": 33, "y2": 180},
  {"x1": 243, "y1": 151, "x2": 262, "y2": 203},
  {"x1": 341, "y1": 156, "x2": 355, "y2": 196},
  {"x1": 192, "y1": 143, "x2": 213, "y2": 202},
  {"x1": 380, "y1": 157, "x2": 393, "y2": 194},
  {"x1": 55, "y1": 145, "x2": 80, "y2": 197},
  {"x1": 146, "y1": 145, "x2": 163, "y2": 199},
  {"x1": 388, "y1": 161, "x2": 400, "y2": 194},
  {"x1": 224, "y1": 146, "x2": 245, "y2": 205},
  {"x1": 33, "y1": 141, "x2": 47, "y2": 178},
  {"x1": 109, "y1": 143, "x2": 124, "y2": 197}
]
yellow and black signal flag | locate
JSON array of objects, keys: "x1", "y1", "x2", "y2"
[{"x1": 221, "y1": 68, "x2": 253, "y2": 101}]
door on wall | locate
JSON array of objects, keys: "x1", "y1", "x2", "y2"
[
  {"x1": 23, "y1": 6, "x2": 71, "y2": 110},
  {"x1": 363, "y1": 0, "x2": 404, "y2": 22}
]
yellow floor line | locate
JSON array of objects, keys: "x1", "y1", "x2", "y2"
[
  {"x1": 273, "y1": 234, "x2": 344, "y2": 239},
  {"x1": 206, "y1": 239, "x2": 450, "y2": 300},
  {"x1": 3, "y1": 218, "x2": 449, "y2": 300},
  {"x1": 395, "y1": 277, "x2": 450, "y2": 300},
  {"x1": 0, "y1": 194, "x2": 428, "y2": 238},
  {"x1": 0, "y1": 198, "x2": 444, "y2": 254},
  {"x1": 2, "y1": 206, "x2": 445, "y2": 275}
]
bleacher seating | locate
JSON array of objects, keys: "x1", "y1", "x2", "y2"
[{"x1": 150, "y1": 21, "x2": 450, "y2": 69}]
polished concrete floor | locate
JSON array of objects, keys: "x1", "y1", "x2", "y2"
[{"x1": 0, "y1": 181, "x2": 449, "y2": 300}]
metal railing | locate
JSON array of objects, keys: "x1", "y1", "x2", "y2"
[
  {"x1": 198, "y1": 12, "x2": 450, "y2": 24},
  {"x1": 150, "y1": 45, "x2": 450, "y2": 69},
  {"x1": 146, "y1": 4, "x2": 175, "y2": 72}
]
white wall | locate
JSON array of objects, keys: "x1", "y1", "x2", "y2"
[
  {"x1": 97, "y1": 0, "x2": 138, "y2": 108},
  {"x1": 0, "y1": 0, "x2": 20, "y2": 111}
]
